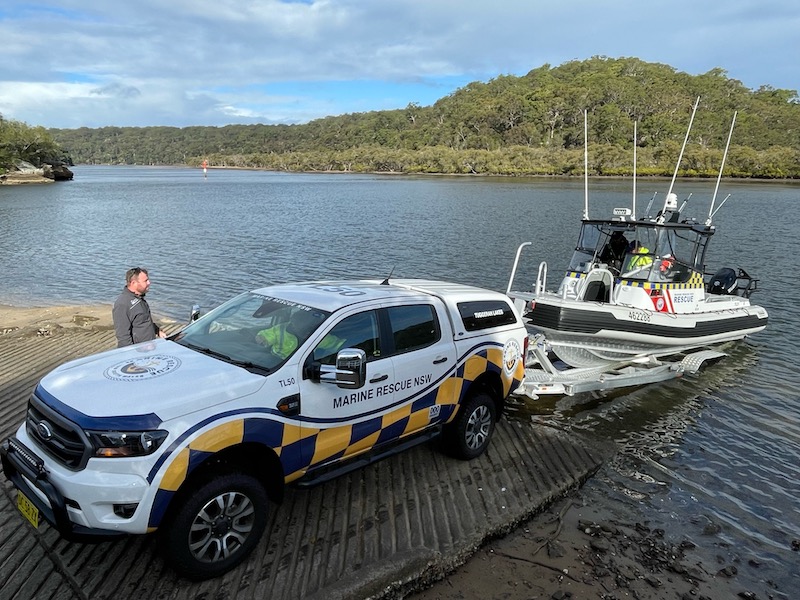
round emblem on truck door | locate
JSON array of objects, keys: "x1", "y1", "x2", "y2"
[{"x1": 37, "y1": 420, "x2": 53, "y2": 440}]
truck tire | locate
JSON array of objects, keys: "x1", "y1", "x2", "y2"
[
  {"x1": 443, "y1": 391, "x2": 496, "y2": 460},
  {"x1": 162, "y1": 472, "x2": 268, "y2": 580}
]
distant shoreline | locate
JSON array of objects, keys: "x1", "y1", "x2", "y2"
[{"x1": 66, "y1": 163, "x2": 800, "y2": 183}]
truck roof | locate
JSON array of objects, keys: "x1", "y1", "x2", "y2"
[
  {"x1": 250, "y1": 279, "x2": 507, "y2": 313},
  {"x1": 372, "y1": 278, "x2": 505, "y2": 299}
]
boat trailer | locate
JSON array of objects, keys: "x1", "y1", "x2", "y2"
[{"x1": 513, "y1": 333, "x2": 727, "y2": 400}]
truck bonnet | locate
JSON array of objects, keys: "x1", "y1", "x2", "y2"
[{"x1": 36, "y1": 339, "x2": 266, "y2": 424}]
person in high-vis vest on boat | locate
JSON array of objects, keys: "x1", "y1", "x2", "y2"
[{"x1": 624, "y1": 242, "x2": 652, "y2": 273}]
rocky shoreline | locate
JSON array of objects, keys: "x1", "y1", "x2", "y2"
[
  {"x1": 409, "y1": 479, "x2": 760, "y2": 600},
  {"x1": 0, "y1": 160, "x2": 74, "y2": 185}
]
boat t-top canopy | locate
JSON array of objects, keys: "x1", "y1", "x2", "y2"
[{"x1": 569, "y1": 213, "x2": 715, "y2": 284}]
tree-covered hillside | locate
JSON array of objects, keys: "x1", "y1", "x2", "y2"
[{"x1": 50, "y1": 57, "x2": 800, "y2": 178}]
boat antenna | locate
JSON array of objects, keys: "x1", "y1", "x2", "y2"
[
  {"x1": 678, "y1": 193, "x2": 692, "y2": 213},
  {"x1": 583, "y1": 109, "x2": 589, "y2": 220},
  {"x1": 632, "y1": 120, "x2": 638, "y2": 219},
  {"x1": 709, "y1": 194, "x2": 732, "y2": 221},
  {"x1": 644, "y1": 192, "x2": 657, "y2": 219},
  {"x1": 664, "y1": 96, "x2": 701, "y2": 213},
  {"x1": 707, "y1": 111, "x2": 737, "y2": 225}
]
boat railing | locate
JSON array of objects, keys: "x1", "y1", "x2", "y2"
[
  {"x1": 536, "y1": 261, "x2": 548, "y2": 295},
  {"x1": 506, "y1": 241, "x2": 535, "y2": 295},
  {"x1": 704, "y1": 267, "x2": 760, "y2": 299},
  {"x1": 741, "y1": 273, "x2": 759, "y2": 298},
  {"x1": 506, "y1": 241, "x2": 614, "y2": 303}
]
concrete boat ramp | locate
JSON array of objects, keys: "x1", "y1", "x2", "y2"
[{"x1": 0, "y1": 321, "x2": 608, "y2": 600}]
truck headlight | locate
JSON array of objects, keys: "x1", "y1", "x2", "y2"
[{"x1": 87, "y1": 430, "x2": 169, "y2": 458}]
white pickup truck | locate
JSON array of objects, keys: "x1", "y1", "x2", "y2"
[{"x1": 1, "y1": 279, "x2": 527, "y2": 579}]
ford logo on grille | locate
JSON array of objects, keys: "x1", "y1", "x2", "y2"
[{"x1": 37, "y1": 420, "x2": 54, "y2": 440}]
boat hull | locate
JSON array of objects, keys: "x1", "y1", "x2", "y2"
[{"x1": 526, "y1": 296, "x2": 768, "y2": 367}]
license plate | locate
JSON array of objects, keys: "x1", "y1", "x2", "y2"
[{"x1": 16, "y1": 491, "x2": 40, "y2": 529}]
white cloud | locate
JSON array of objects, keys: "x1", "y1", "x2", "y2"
[{"x1": 0, "y1": 0, "x2": 797, "y2": 128}]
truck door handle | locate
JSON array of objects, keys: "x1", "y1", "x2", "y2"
[
  {"x1": 370, "y1": 374, "x2": 389, "y2": 383},
  {"x1": 433, "y1": 357, "x2": 448, "y2": 364}
]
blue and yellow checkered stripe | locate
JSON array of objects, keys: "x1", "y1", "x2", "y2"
[
  {"x1": 146, "y1": 343, "x2": 524, "y2": 530},
  {"x1": 618, "y1": 270, "x2": 704, "y2": 290},
  {"x1": 566, "y1": 270, "x2": 704, "y2": 290}
]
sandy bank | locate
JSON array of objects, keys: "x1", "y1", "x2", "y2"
[{"x1": 0, "y1": 304, "x2": 175, "y2": 338}]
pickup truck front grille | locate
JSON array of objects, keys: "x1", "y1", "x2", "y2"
[{"x1": 26, "y1": 393, "x2": 91, "y2": 471}]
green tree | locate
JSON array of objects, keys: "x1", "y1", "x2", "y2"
[{"x1": 0, "y1": 114, "x2": 68, "y2": 172}]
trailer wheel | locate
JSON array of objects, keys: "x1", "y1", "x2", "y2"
[
  {"x1": 162, "y1": 472, "x2": 268, "y2": 580},
  {"x1": 443, "y1": 391, "x2": 496, "y2": 460}
]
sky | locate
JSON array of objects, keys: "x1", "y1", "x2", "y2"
[{"x1": 1, "y1": 0, "x2": 798, "y2": 130}]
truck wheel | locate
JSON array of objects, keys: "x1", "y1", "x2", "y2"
[
  {"x1": 443, "y1": 391, "x2": 496, "y2": 460},
  {"x1": 162, "y1": 472, "x2": 268, "y2": 580}
]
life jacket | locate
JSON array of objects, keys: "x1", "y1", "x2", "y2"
[
  {"x1": 256, "y1": 323, "x2": 298, "y2": 359},
  {"x1": 626, "y1": 246, "x2": 652, "y2": 270}
]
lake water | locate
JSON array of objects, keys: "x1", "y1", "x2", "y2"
[{"x1": 1, "y1": 166, "x2": 798, "y2": 595}]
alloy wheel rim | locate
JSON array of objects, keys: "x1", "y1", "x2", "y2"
[
  {"x1": 188, "y1": 491, "x2": 256, "y2": 563},
  {"x1": 465, "y1": 405, "x2": 491, "y2": 449}
]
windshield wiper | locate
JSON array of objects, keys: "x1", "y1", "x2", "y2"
[
  {"x1": 180, "y1": 341, "x2": 232, "y2": 360},
  {"x1": 229, "y1": 360, "x2": 272, "y2": 375},
  {"x1": 179, "y1": 342, "x2": 271, "y2": 374}
]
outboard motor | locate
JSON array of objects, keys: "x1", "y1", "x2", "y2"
[{"x1": 708, "y1": 267, "x2": 737, "y2": 295}]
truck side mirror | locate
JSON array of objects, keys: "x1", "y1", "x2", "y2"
[
  {"x1": 334, "y1": 348, "x2": 367, "y2": 389},
  {"x1": 312, "y1": 348, "x2": 367, "y2": 389},
  {"x1": 190, "y1": 304, "x2": 201, "y2": 322}
]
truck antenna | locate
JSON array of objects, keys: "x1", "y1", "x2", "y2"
[{"x1": 380, "y1": 267, "x2": 396, "y2": 285}]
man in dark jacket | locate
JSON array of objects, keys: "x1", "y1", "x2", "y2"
[{"x1": 112, "y1": 267, "x2": 166, "y2": 347}]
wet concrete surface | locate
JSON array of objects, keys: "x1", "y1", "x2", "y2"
[{"x1": 0, "y1": 325, "x2": 609, "y2": 600}]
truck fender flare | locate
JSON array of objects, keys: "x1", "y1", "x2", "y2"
[{"x1": 149, "y1": 441, "x2": 285, "y2": 530}]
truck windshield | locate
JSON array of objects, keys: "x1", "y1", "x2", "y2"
[{"x1": 175, "y1": 293, "x2": 330, "y2": 372}]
